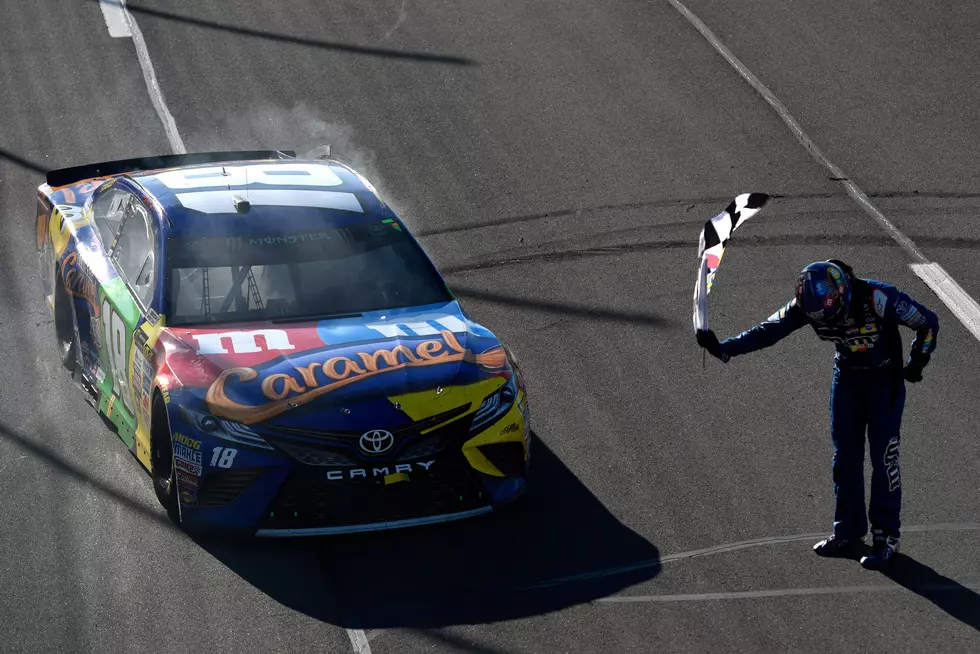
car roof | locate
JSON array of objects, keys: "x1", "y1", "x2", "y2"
[{"x1": 132, "y1": 159, "x2": 390, "y2": 239}]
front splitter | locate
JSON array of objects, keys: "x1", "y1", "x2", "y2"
[{"x1": 254, "y1": 506, "x2": 493, "y2": 537}]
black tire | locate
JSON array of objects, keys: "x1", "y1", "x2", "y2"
[
  {"x1": 150, "y1": 394, "x2": 181, "y2": 526},
  {"x1": 53, "y1": 273, "x2": 76, "y2": 372}
]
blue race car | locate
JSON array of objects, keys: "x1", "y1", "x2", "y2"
[{"x1": 37, "y1": 150, "x2": 531, "y2": 536}]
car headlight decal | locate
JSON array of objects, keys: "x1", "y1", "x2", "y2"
[
  {"x1": 179, "y1": 406, "x2": 274, "y2": 450},
  {"x1": 470, "y1": 373, "x2": 517, "y2": 433}
]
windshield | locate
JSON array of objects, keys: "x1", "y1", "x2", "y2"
[{"x1": 166, "y1": 221, "x2": 451, "y2": 326}]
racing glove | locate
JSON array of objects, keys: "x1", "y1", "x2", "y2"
[
  {"x1": 696, "y1": 329, "x2": 731, "y2": 363},
  {"x1": 904, "y1": 353, "x2": 930, "y2": 383}
]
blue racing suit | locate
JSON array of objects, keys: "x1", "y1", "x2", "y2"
[{"x1": 720, "y1": 279, "x2": 938, "y2": 539}]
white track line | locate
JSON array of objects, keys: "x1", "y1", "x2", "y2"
[
  {"x1": 348, "y1": 629, "x2": 373, "y2": 654},
  {"x1": 599, "y1": 583, "x2": 980, "y2": 604},
  {"x1": 911, "y1": 263, "x2": 980, "y2": 341},
  {"x1": 99, "y1": 0, "x2": 131, "y2": 37},
  {"x1": 666, "y1": 0, "x2": 980, "y2": 341},
  {"x1": 108, "y1": 0, "x2": 187, "y2": 153},
  {"x1": 521, "y1": 522, "x2": 980, "y2": 590}
]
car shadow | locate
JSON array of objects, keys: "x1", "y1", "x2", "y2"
[{"x1": 194, "y1": 433, "x2": 661, "y2": 628}]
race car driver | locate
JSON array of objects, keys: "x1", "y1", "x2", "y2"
[{"x1": 695, "y1": 260, "x2": 939, "y2": 569}]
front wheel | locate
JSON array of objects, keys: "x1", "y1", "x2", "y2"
[{"x1": 150, "y1": 395, "x2": 180, "y2": 525}]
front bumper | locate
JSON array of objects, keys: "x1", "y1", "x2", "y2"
[{"x1": 172, "y1": 384, "x2": 530, "y2": 536}]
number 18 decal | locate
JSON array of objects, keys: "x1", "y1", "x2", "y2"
[
  {"x1": 211, "y1": 447, "x2": 238, "y2": 468},
  {"x1": 102, "y1": 300, "x2": 135, "y2": 415}
]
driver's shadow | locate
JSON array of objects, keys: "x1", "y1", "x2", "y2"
[
  {"x1": 879, "y1": 553, "x2": 980, "y2": 632},
  {"x1": 196, "y1": 434, "x2": 661, "y2": 629}
]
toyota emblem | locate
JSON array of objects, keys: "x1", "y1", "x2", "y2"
[{"x1": 359, "y1": 429, "x2": 394, "y2": 455}]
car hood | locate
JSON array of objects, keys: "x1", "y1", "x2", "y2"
[{"x1": 163, "y1": 301, "x2": 508, "y2": 427}]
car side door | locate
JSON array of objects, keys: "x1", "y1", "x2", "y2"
[{"x1": 92, "y1": 189, "x2": 157, "y2": 446}]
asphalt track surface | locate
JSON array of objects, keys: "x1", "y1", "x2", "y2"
[{"x1": 1, "y1": 1, "x2": 978, "y2": 652}]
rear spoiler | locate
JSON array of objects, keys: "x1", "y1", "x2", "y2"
[{"x1": 45, "y1": 150, "x2": 297, "y2": 188}]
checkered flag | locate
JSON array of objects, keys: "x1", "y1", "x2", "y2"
[{"x1": 693, "y1": 193, "x2": 769, "y2": 331}]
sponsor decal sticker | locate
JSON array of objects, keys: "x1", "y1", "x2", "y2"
[
  {"x1": 60, "y1": 251, "x2": 100, "y2": 315},
  {"x1": 173, "y1": 433, "x2": 201, "y2": 450},
  {"x1": 205, "y1": 330, "x2": 506, "y2": 424},
  {"x1": 873, "y1": 289, "x2": 888, "y2": 317},
  {"x1": 896, "y1": 300, "x2": 921, "y2": 324},
  {"x1": 191, "y1": 328, "x2": 295, "y2": 355},
  {"x1": 134, "y1": 329, "x2": 154, "y2": 361},
  {"x1": 174, "y1": 443, "x2": 202, "y2": 465},
  {"x1": 176, "y1": 471, "x2": 200, "y2": 490},
  {"x1": 248, "y1": 231, "x2": 343, "y2": 246},
  {"x1": 175, "y1": 458, "x2": 203, "y2": 476},
  {"x1": 817, "y1": 329, "x2": 879, "y2": 350}
]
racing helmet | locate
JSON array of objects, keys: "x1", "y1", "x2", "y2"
[{"x1": 795, "y1": 261, "x2": 852, "y2": 324}]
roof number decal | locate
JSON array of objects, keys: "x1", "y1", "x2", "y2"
[{"x1": 154, "y1": 164, "x2": 343, "y2": 190}]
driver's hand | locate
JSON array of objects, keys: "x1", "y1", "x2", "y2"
[{"x1": 696, "y1": 329, "x2": 731, "y2": 363}]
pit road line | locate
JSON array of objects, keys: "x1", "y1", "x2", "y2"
[{"x1": 665, "y1": 0, "x2": 980, "y2": 342}]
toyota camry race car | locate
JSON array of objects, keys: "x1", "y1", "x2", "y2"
[{"x1": 36, "y1": 150, "x2": 531, "y2": 536}]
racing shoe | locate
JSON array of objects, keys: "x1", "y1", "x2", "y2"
[
  {"x1": 813, "y1": 534, "x2": 865, "y2": 558},
  {"x1": 860, "y1": 533, "x2": 900, "y2": 569}
]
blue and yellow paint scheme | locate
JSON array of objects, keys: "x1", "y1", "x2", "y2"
[{"x1": 35, "y1": 153, "x2": 531, "y2": 536}]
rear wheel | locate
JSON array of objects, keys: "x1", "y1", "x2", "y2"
[
  {"x1": 53, "y1": 273, "x2": 76, "y2": 372},
  {"x1": 150, "y1": 394, "x2": 180, "y2": 525}
]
